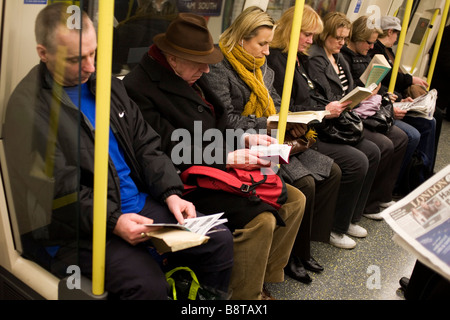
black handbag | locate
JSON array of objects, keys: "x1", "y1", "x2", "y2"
[
  {"x1": 316, "y1": 110, "x2": 364, "y2": 146},
  {"x1": 363, "y1": 94, "x2": 395, "y2": 134}
]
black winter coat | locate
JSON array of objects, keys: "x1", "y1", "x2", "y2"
[
  {"x1": 308, "y1": 44, "x2": 355, "y2": 101},
  {"x1": 123, "y1": 54, "x2": 281, "y2": 231},
  {"x1": 368, "y1": 40, "x2": 413, "y2": 97},
  {"x1": 267, "y1": 48, "x2": 331, "y2": 109},
  {"x1": 3, "y1": 62, "x2": 183, "y2": 250},
  {"x1": 340, "y1": 45, "x2": 371, "y2": 88}
]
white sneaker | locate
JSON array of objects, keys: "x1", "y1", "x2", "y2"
[
  {"x1": 329, "y1": 232, "x2": 356, "y2": 249},
  {"x1": 380, "y1": 200, "x2": 396, "y2": 208},
  {"x1": 347, "y1": 223, "x2": 368, "y2": 238},
  {"x1": 362, "y1": 212, "x2": 384, "y2": 220}
]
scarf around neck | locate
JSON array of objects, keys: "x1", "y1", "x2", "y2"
[{"x1": 219, "y1": 42, "x2": 276, "y2": 118}]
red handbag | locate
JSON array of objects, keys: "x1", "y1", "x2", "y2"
[{"x1": 180, "y1": 166, "x2": 287, "y2": 210}]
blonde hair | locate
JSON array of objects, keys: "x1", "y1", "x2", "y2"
[
  {"x1": 271, "y1": 5, "x2": 323, "y2": 53},
  {"x1": 315, "y1": 12, "x2": 351, "y2": 47},
  {"x1": 219, "y1": 6, "x2": 275, "y2": 52},
  {"x1": 350, "y1": 15, "x2": 382, "y2": 43}
]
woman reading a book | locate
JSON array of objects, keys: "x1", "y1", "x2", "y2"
[
  {"x1": 308, "y1": 12, "x2": 407, "y2": 223},
  {"x1": 339, "y1": 15, "x2": 408, "y2": 219},
  {"x1": 268, "y1": 7, "x2": 380, "y2": 249},
  {"x1": 204, "y1": 6, "x2": 343, "y2": 283}
]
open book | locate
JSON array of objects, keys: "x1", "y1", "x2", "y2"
[
  {"x1": 144, "y1": 212, "x2": 227, "y2": 253},
  {"x1": 359, "y1": 54, "x2": 391, "y2": 88},
  {"x1": 339, "y1": 83, "x2": 377, "y2": 109},
  {"x1": 267, "y1": 110, "x2": 330, "y2": 125}
]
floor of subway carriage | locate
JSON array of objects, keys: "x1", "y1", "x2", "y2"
[{"x1": 265, "y1": 117, "x2": 450, "y2": 300}]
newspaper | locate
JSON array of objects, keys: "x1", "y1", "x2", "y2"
[
  {"x1": 393, "y1": 89, "x2": 437, "y2": 120},
  {"x1": 146, "y1": 212, "x2": 227, "y2": 236},
  {"x1": 381, "y1": 165, "x2": 450, "y2": 281},
  {"x1": 181, "y1": 212, "x2": 227, "y2": 236}
]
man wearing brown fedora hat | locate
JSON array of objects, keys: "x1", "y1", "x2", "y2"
[{"x1": 124, "y1": 12, "x2": 306, "y2": 300}]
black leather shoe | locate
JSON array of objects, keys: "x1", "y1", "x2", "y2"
[
  {"x1": 301, "y1": 256, "x2": 324, "y2": 273},
  {"x1": 284, "y1": 256, "x2": 312, "y2": 284},
  {"x1": 399, "y1": 277, "x2": 410, "y2": 291}
]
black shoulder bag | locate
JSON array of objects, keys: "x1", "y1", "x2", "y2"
[{"x1": 363, "y1": 93, "x2": 395, "y2": 134}]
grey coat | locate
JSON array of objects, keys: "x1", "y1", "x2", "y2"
[{"x1": 204, "y1": 57, "x2": 334, "y2": 183}]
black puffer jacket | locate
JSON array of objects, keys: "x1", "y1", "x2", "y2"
[{"x1": 3, "y1": 62, "x2": 183, "y2": 248}]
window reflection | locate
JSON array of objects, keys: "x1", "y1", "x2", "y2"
[
  {"x1": 2, "y1": 1, "x2": 88, "y2": 279},
  {"x1": 113, "y1": 0, "x2": 178, "y2": 74}
]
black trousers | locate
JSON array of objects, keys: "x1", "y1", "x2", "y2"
[
  {"x1": 75, "y1": 197, "x2": 234, "y2": 300},
  {"x1": 405, "y1": 260, "x2": 450, "y2": 300},
  {"x1": 363, "y1": 126, "x2": 408, "y2": 212},
  {"x1": 315, "y1": 138, "x2": 380, "y2": 233},
  {"x1": 291, "y1": 162, "x2": 342, "y2": 259}
]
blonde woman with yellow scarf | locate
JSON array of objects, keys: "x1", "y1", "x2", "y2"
[{"x1": 204, "y1": 6, "x2": 342, "y2": 287}]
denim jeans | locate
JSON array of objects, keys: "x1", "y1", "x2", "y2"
[{"x1": 395, "y1": 116, "x2": 436, "y2": 184}]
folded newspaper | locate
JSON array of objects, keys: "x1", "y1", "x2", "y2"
[
  {"x1": 381, "y1": 165, "x2": 450, "y2": 281},
  {"x1": 145, "y1": 212, "x2": 227, "y2": 253},
  {"x1": 393, "y1": 89, "x2": 437, "y2": 120}
]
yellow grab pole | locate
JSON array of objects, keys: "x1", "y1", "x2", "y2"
[
  {"x1": 427, "y1": 0, "x2": 450, "y2": 88},
  {"x1": 389, "y1": 0, "x2": 414, "y2": 93},
  {"x1": 410, "y1": 8, "x2": 439, "y2": 74},
  {"x1": 277, "y1": 0, "x2": 305, "y2": 144},
  {"x1": 92, "y1": 0, "x2": 114, "y2": 296}
]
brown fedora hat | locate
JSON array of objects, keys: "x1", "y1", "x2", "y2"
[{"x1": 153, "y1": 13, "x2": 223, "y2": 64}]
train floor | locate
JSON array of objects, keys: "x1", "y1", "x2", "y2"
[{"x1": 265, "y1": 115, "x2": 450, "y2": 300}]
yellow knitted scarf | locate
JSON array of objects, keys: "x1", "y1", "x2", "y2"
[{"x1": 219, "y1": 42, "x2": 277, "y2": 118}]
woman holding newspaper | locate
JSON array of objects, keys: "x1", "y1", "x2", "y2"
[{"x1": 368, "y1": 16, "x2": 439, "y2": 195}]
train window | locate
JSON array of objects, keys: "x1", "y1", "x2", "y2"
[
  {"x1": 112, "y1": 0, "x2": 178, "y2": 74},
  {"x1": 110, "y1": 0, "x2": 235, "y2": 75},
  {"x1": 109, "y1": 0, "x2": 355, "y2": 75},
  {"x1": 1, "y1": 1, "x2": 87, "y2": 280}
]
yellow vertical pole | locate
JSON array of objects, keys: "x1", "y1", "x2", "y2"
[
  {"x1": 427, "y1": 0, "x2": 450, "y2": 88},
  {"x1": 277, "y1": 0, "x2": 305, "y2": 144},
  {"x1": 388, "y1": 0, "x2": 414, "y2": 93},
  {"x1": 92, "y1": 0, "x2": 114, "y2": 296},
  {"x1": 410, "y1": 8, "x2": 439, "y2": 74}
]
